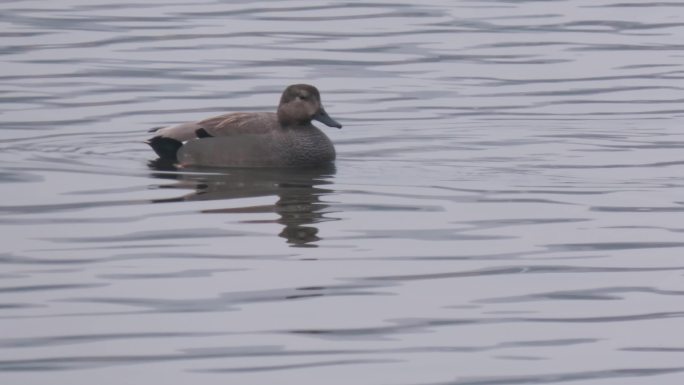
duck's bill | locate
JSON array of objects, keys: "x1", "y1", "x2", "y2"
[{"x1": 314, "y1": 109, "x2": 342, "y2": 129}]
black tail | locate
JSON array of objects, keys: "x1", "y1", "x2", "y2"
[{"x1": 146, "y1": 136, "x2": 182, "y2": 161}]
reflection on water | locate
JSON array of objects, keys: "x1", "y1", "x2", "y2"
[{"x1": 149, "y1": 162, "x2": 337, "y2": 247}]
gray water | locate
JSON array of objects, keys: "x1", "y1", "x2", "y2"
[{"x1": 2, "y1": 1, "x2": 684, "y2": 384}]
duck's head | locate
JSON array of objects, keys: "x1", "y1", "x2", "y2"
[{"x1": 277, "y1": 84, "x2": 342, "y2": 129}]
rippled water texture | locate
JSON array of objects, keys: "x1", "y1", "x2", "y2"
[{"x1": 2, "y1": 1, "x2": 684, "y2": 384}]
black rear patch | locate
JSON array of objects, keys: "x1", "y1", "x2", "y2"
[
  {"x1": 146, "y1": 136, "x2": 182, "y2": 161},
  {"x1": 195, "y1": 127, "x2": 212, "y2": 138}
]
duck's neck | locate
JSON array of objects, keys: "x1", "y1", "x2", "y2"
[{"x1": 277, "y1": 108, "x2": 311, "y2": 128}]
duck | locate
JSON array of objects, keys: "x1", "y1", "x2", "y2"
[{"x1": 146, "y1": 84, "x2": 342, "y2": 167}]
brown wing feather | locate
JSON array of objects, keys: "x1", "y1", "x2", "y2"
[{"x1": 199, "y1": 112, "x2": 278, "y2": 137}]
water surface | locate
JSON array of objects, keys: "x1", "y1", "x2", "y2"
[{"x1": 2, "y1": 1, "x2": 684, "y2": 384}]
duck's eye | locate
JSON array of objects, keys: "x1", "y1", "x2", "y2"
[{"x1": 297, "y1": 95, "x2": 309, "y2": 101}]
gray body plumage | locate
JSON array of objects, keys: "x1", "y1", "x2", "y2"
[{"x1": 176, "y1": 114, "x2": 336, "y2": 167}]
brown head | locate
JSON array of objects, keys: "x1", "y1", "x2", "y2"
[{"x1": 277, "y1": 84, "x2": 342, "y2": 129}]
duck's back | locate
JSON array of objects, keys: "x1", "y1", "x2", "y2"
[{"x1": 178, "y1": 125, "x2": 335, "y2": 167}]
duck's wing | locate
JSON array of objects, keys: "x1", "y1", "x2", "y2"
[
  {"x1": 146, "y1": 112, "x2": 277, "y2": 161},
  {"x1": 148, "y1": 121, "x2": 203, "y2": 142},
  {"x1": 198, "y1": 112, "x2": 276, "y2": 137},
  {"x1": 150, "y1": 112, "x2": 276, "y2": 141}
]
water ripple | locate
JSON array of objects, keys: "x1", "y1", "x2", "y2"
[{"x1": 2, "y1": 0, "x2": 684, "y2": 384}]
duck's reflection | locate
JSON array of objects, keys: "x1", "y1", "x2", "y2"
[{"x1": 148, "y1": 160, "x2": 337, "y2": 247}]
